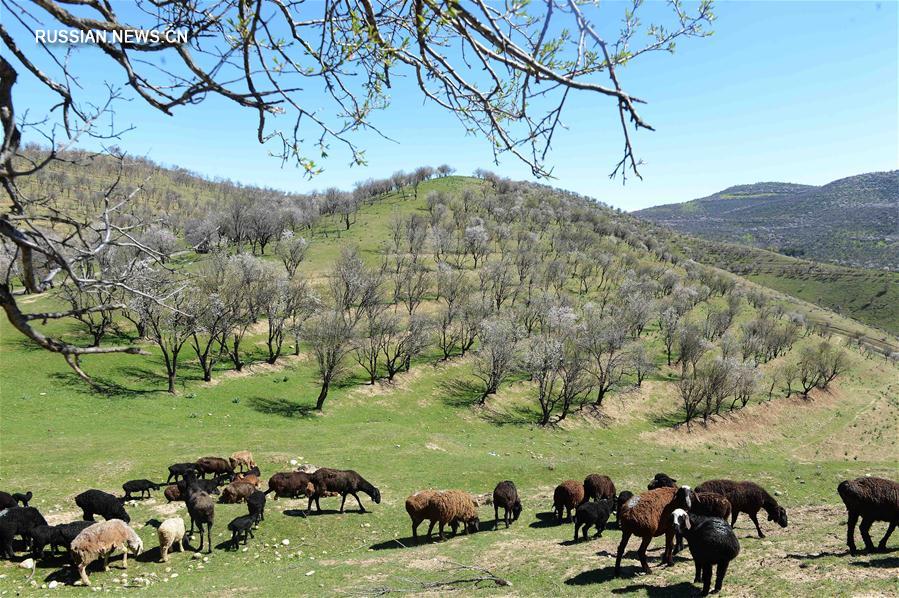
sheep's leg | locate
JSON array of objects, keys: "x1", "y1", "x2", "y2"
[
  {"x1": 693, "y1": 560, "x2": 702, "y2": 583},
  {"x1": 426, "y1": 520, "x2": 436, "y2": 540},
  {"x1": 78, "y1": 564, "x2": 91, "y2": 586},
  {"x1": 713, "y1": 560, "x2": 729, "y2": 594},
  {"x1": 437, "y1": 521, "x2": 446, "y2": 541},
  {"x1": 573, "y1": 522, "x2": 580, "y2": 543},
  {"x1": 102, "y1": 551, "x2": 110, "y2": 571},
  {"x1": 506, "y1": 508, "x2": 511, "y2": 528},
  {"x1": 730, "y1": 512, "x2": 738, "y2": 528},
  {"x1": 411, "y1": 518, "x2": 420, "y2": 538},
  {"x1": 494, "y1": 506, "x2": 499, "y2": 530},
  {"x1": 614, "y1": 531, "x2": 631, "y2": 576},
  {"x1": 877, "y1": 521, "x2": 896, "y2": 551},
  {"x1": 845, "y1": 511, "x2": 858, "y2": 554},
  {"x1": 206, "y1": 524, "x2": 212, "y2": 554},
  {"x1": 859, "y1": 517, "x2": 876, "y2": 552},
  {"x1": 352, "y1": 492, "x2": 366, "y2": 513},
  {"x1": 700, "y1": 564, "x2": 713, "y2": 596},
  {"x1": 178, "y1": 538, "x2": 184, "y2": 552},
  {"x1": 748, "y1": 512, "x2": 765, "y2": 538},
  {"x1": 161, "y1": 544, "x2": 168, "y2": 563},
  {"x1": 662, "y1": 529, "x2": 675, "y2": 566},
  {"x1": 197, "y1": 523, "x2": 204, "y2": 552},
  {"x1": 339, "y1": 493, "x2": 347, "y2": 513},
  {"x1": 122, "y1": 549, "x2": 128, "y2": 568},
  {"x1": 637, "y1": 535, "x2": 653, "y2": 574}
]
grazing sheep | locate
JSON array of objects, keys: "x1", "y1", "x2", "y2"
[
  {"x1": 695, "y1": 480, "x2": 787, "y2": 538},
  {"x1": 70, "y1": 519, "x2": 142, "y2": 587},
  {"x1": 492, "y1": 481, "x2": 522, "y2": 529},
  {"x1": 227, "y1": 514, "x2": 257, "y2": 549},
  {"x1": 145, "y1": 518, "x2": 185, "y2": 562},
  {"x1": 673, "y1": 509, "x2": 741, "y2": 596},
  {"x1": 229, "y1": 451, "x2": 257, "y2": 473},
  {"x1": 616, "y1": 491, "x2": 635, "y2": 514},
  {"x1": 553, "y1": 480, "x2": 585, "y2": 523},
  {"x1": 648, "y1": 473, "x2": 678, "y2": 490},
  {"x1": 75, "y1": 489, "x2": 130, "y2": 523},
  {"x1": 405, "y1": 490, "x2": 480, "y2": 541},
  {"x1": 0, "y1": 507, "x2": 48, "y2": 558},
  {"x1": 615, "y1": 485, "x2": 694, "y2": 575},
  {"x1": 196, "y1": 456, "x2": 234, "y2": 479},
  {"x1": 166, "y1": 462, "x2": 200, "y2": 484},
  {"x1": 219, "y1": 481, "x2": 257, "y2": 504},
  {"x1": 232, "y1": 466, "x2": 262, "y2": 487},
  {"x1": 265, "y1": 472, "x2": 314, "y2": 499},
  {"x1": 31, "y1": 521, "x2": 94, "y2": 558},
  {"x1": 183, "y1": 472, "x2": 215, "y2": 554},
  {"x1": 247, "y1": 491, "x2": 266, "y2": 525},
  {"x1": 584, "y1": 474, "x2": 617, "y2": 503},
  {"x1": 573, "y1": 498, "x2": 614, "y2": 542},
  {"x1": 307, "y1": 468, "x2": 381, "y2": 514},
  {"x1": 164, "y1": 485, "x2": 183, "y2": 503},
  {"x1": 0, "y1": 492, "x2": 15, "y2": 509},
  {"x1": 122, "y1": 479, "x2": 160, "y2": 500},
  {"x1": 13, "y1": 492, "x2": 33, "y2": 507},
  {"x1": 837, "y1": 476, "x2": 899, "y2": 555}
]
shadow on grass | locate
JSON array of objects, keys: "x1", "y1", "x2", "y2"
[
  {"x1": 248, "y1": 396, "x2": 317, "y2": 418},
  {"x1": 47, "y1": 370, "x2": 165, "y2": 399},
  {"x1": 857, "y1": 554, "x2": 899, "y2": 569},
  {"x1": 436, "y1": 377, "x2": 483, "y2": 408},
  {"x1": 647, "y1": 408, "x2": 686, "y2": 429},
  {"x1": 529, "y1": 511, "x2": 562, "y2": 529},
  {"x1": 611, "y1": 581, "x2": 698, "y2": 595},
  {"x1": 785, "y1": 549, "x2": 850, "y2": 560},
  {"x1": 370, "y1": 535, "x2": 425, "y2": 550},
  {"x1": 479, "y1": 403, "x2": 537, "y2": 427}
]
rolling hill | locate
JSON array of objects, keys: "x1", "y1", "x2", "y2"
[{"x1": 634, "y1": 171, "x2": 899, "y2": 270}]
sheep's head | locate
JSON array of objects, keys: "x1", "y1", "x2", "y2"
[
  {"x1": 368, "y1": 487, "x2": 382, "y2": 504},
  {"x1": 466, "y1": 516, "x2": 480, "y2": 534},
  {"x1": 671, "y1": 508, "x2": 690, "y2": 536},
  {"x1": 127, "y1": 535, "x2": 143, "y2": 556},
  {"x1": 768, "y1": 506, "x2": 788, "y2": 528},
  {"x1": 648, "y1": 473, "x2": 678, "y2": 490},
  {"x1": 511, "y1": 500, "x2": 523, "y2": 521},
  {"x1": 144, "y1": 518, "x2": 162, "y2": 529},
  {"x1": 674, "y1": 485, "x2": 693, "y2": 510}
]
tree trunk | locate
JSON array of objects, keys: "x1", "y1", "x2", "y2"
[{"x1": 315, "y1": 378, "x2": 330, "y2": 410}]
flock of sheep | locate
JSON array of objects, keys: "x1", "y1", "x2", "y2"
[{"x1": 0, "y1": 450, "x2": 896, "y2": 594}]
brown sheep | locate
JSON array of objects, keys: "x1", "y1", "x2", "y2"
[
  {"x1": 232, "y1": 467, "x2": 262, "y2": 487},
  {"x1": 70, "y1": 520, "x2": 143, "y2": 587},
  {"x1": 405, "y1": 490, "x2": 480, "y2": 541},
  {"x1": 219, "y1": 481, "x2": 257, "y2": 504},
  {"x1": 615, "y1": 485, "x2": 694, "y2": 575},
  {"x1": 195, "y1": 456, "x2": 233, "y2": 479},
  {"x1": 584, "y1": 474, "x2": 617, "y2": 503},
  {"x1": 837, "y1": 476, "x2": 899, "y2": 554},
  {"x1": 264, "y1": 472, "x2": 314, "y2": 499},
  {"x1": 164, "y1": 485, "x2": 183, "y2": 502},
  {"x1": 695, "y1": 479, "x2": 787, "y2": 538},
  {"x1": 229, "y1": 451, "x2": 256, "y2": 472},
  {"x1": 553, "y1": 480, "x2": 584, "y2": 523}
]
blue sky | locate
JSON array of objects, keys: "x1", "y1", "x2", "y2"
[{"x1": 7, "y1": 1, "x2": 898, "y2": 210}]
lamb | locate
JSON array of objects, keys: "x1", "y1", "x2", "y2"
[
  {"x1": 31, "y1": 521, "x2": 93, "y2": 558},
  {"x1": 247, "y1": 491, "x2": 266, "y2": 525},
  {"x1": 573, "y1": 498, "x2": 614, "y2": 542},
  {"x1": 70, "y1": 519, "x2": 143, "y2": 587},
  {"x1": 265, "y1": 472, "x2": 314, "y2": 499},
  {"x1": 145, "y1": 518, "x2": 185, "y2": 562},
  {"x1": 307, "y1": 468, "x2": 381, "y2": 514},
  {"x1": 75, "y1": 489, "x2": 130, "y2": 523},
  {"x1": 122, "y1": 479, "x2": 160, "y2": 500},
  {"x1": 196, "y1": 456, "x2": 234, "y2": 479},
  {"x1": 13, "y1": 492, "x2": 33, "y2": 507},
  {"x1": 672, "y1": 509, "x2": 741, "y2": 596},
  {"x1": 0, "y1": 492, "x2": 14, "y2": 509},
  {"x1": 615, "y1": 485, "x2": 694, "y2": 575},
  {"x1": 553, "y1": 480, "x2": 585, "y2": 523},
  {"x1": 405, "y1": 490, "x2": 480, "y2": 541},
  {"x1": 227, "y1": 514, "x2": 257, "y2": 549},
  {"x1": 183, "y1": 473, "x2": 215, "y2": 554},
  {"x1": 837, "y1": 476, "x2": 899, "y2": 555},
  {"x1": 166, "y1": 462, "x2": 200, "y2": 483},
  {"x1": 492, "y1": 481, "x2": 522, "y2": 529},
  {"x1": 0, "y1": 507, "x2": 48, "y2": 558},
  {"x1": 232, "y1": 466, "x2": 262, "y2": 487},
  {"x1": 229, "y1": 451, "x2": 257, "y2": 472},
  {"x1": 695, "y1": 479, "x2": 787, "y2": 538},
  {"x1": 219, "y1": 481, "x2": 257, "y2": 504},
  {"x1": 648, "y1": 473, "x2": 678, "y2": 490},
  {"x1": 584, "y1": 474, "x2": 617, "y2": 503}
]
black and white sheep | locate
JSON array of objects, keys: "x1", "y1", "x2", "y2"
[
  {"x1": 672, "y1": 509, "x2": 741, "y2": 596},
  {"x1": 837, "y1": 476, "x2": 899, "y2": 554},
  {"x1": 573, "y1": 498, "x2": 614, "y2": 542},
  {"x1": 75, "y1": 489, "x2": 130, "y2": 523},
  {"x1": 492, "y1": 481, "x2": 522, "y2": 529},
  {"x1": 615, "y1": 485, "x2": 694, "y2": 575}
]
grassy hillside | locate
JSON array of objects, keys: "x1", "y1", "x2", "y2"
[
  {"x1": 635, "y1": 172, "x2": 899, "y2": 270},
  {"x1": 1, "y1": 174, "x2": 898, "y2": 596}
]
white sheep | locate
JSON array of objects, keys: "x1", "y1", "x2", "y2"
[
  {"x1": 156, "y1": 517, "x2": 186, "y2": 562},
  {"x1": 70, "y1": 519, "x2": 143, "y2": 586}
]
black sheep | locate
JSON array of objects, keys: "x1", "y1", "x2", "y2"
[
  {"x1": 648, "y1": 473, "x2": 678, "y2": 490},
  {"x1": 75, "y1": 489, "x2": 131, "y2": 523},
  {"x1": 183, "y1": 472, "x2": 215, "y2": 553},
  {"x1": 247, "y1": 490, "x2": 266, "y2": 525},
  {"x1": 695, "y1": 479, "x2": 787, "y2": 538},
  {"x1": 0, "y1": 507, "x2": 48, "y2": 559},
  {"x1": 0, "y1": 492, "x2": 16, "y2": 509},
  {"x1": 307, "y1": 468, "x2": 381, "y2": 514},
  {"x1": 177, "y1": 476, "x2": 222, "y2": 496},
  {"x1": 673, "y1": 509, "x2": 741, "y2": 596},
  {"x1": 492, "y1": 481, "x2": 522, "y2": 529},
  {"x1": 227, "y1": 514, "x2": 256, "y2": 549},
  {"x1": 31, "y1": 520, "x2": 93, "y2": 558},
  {"x1": 837, "y1": 476, "x2": 899, "y2": 555},
  {"x1": 13, "y1": 492, "x2": 33, "y2": 507},
  {"x1": 573, "y1": 499, "x2": 614, "y2": 542},
  {"x1": 122, "y1": 479, "x2": 161, "y2": 500},
  {"x1": 167, "y1": 462, "x2": 200, "y2": 483}
]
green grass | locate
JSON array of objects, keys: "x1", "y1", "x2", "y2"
[{"x1": 2, "y1": 178, "x2": 899, "y2": 596}]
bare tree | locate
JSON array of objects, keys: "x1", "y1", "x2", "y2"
[
  {"x1": 382, "y1": 313, "x2": 431, "y2": 381},
  {"x1": 473, "y1": 316, "x2": 520, "y2": 403},
  {"x1": 275, "y1": 232, "x2": 309, "y2": 278},
  {"x1": 136, "y1": 280, "x2": 193, "y2": 394},
  {"x1": 305, "y1": 308, "x2": 355, "y2": 410}
]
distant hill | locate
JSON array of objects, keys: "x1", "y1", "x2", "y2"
[{"x1": 635, "y1": 171, "x2": 899, "y2": 270}]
